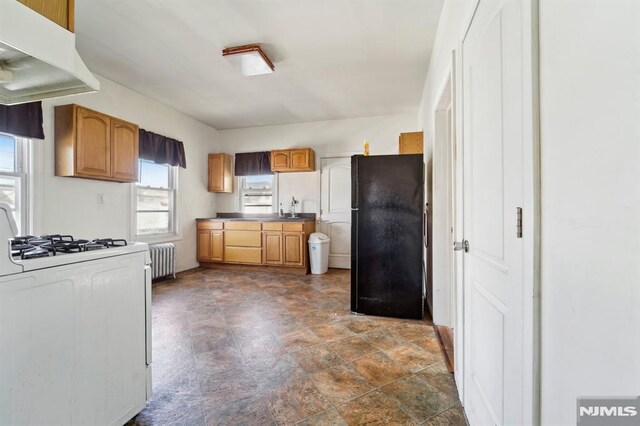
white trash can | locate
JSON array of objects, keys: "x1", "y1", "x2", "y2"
[{"x1": 308, "y1": 232, "x2": 330, "y2": 274}]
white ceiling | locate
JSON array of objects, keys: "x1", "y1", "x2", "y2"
[{"x1": 75, "y1": 0, "x2": 443, "y2": 130}]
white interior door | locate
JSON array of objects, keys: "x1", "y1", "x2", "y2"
[
  {"x1": 320, "y1": 157, "x2": 351, "y2": 269},
  {"x1": 462, "y1": 0, "x2": 530, "y2": 424}
]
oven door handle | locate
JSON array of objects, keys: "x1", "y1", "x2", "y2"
[{"x1": 144, "y1": 265, "x2": 152, "y2": 366}]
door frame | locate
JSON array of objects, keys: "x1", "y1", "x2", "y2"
[
  {"x1": 455, "y1": 0, "x2": 541, "y2": 424},
  {"x1": 432, "y1": 59, "x2": 455, "y2": 330},
  {"x1": 432, "y1": 50, "x2": 465, "y2": 397}
]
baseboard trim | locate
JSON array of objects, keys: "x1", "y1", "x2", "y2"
[
  {"x1": 435, "y1": 325, "x2": 455, "y2": 373},
  {"x1": 199, "y1": 262, "x2": 309, "y2": 276}
]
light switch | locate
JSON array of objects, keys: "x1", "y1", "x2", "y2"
[{"x1": 97, "y1": 194, "x2": 104, "y2": 204}]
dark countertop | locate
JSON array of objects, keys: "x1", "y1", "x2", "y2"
[
  {"x1": 197, "y1": 212, "x2": 316, "y2": 222},
  {"x1": 196, "y1": 217, "x2": 312, "y2": 222}
]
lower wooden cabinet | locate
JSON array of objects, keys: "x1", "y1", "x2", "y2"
[
  {"x1": 197, "y1": 229, "x2": 224, "y2": 262},
  {"x1": 263, "y1": 232, "x2": 284, "y2": 265},
  {"x1": 224, "y1": 229, "x2": 262, "y2": 265},
  {"x1": 225, "y1": 230, "x2": 261, "y2": 247},
  {"x1": 224, "y1": 247, "x2": 262, "y2": 264},
  {"x1": 197, "y1": 230, "x2": 211, "y2": 261},
  {"x1": 196, "y1": 219, "x2": 315, "y2": 272},
  {"x1": 210, "y1": 231, "x2": 224, "y2": 262},
  {"x1": 283, "y1": 232, "x2": 304, "y2": 266}
]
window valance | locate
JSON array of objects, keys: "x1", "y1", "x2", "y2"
[
  {"x1": 0, "y1": 102, "x2": 44, "y2": 139},
  {"x1": 234, "y1": 151, "x2": 272, "y2": 176},
  {"x1": 139, "y1": 128, "x2": 186, "y2": 168}
]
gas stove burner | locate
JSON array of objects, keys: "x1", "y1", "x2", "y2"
[
  {"x1": 12, "y1": 235, "x2": 36, "y2": 245},
  {"x1": 26, "y1": 238, "x2": 53, "y2": 246},
  {"x1": 88, "y1": 238, "x2": 128, "y2": 248},
  {"x1": 53, "y1": 239, "x2": 88, "y2": 253},
  {"x1": 11, "y1": 242, "x2": 33, "y2": 251},
  {"x1": 40, "y1": 234, "x2": 74, "y2": 242},
  {"x1": 11, "y1": 243, "x2": 35, "y2": 257},
  {"x1": 83, "y1": 242, "x2": 107, "y2": 251},
  {"x1": 20, "y1": 243, "x2": 56, "y2": 260},
  {"x1": 99, "y1": 238, "x2": 127, "y2": 247}
]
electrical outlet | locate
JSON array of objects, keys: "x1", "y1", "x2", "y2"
[{"x1": 97, "y1": 194, "x2": 104, "y2": 204}]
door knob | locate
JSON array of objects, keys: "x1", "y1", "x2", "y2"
[{"x1": 453, "y1": 240, "x2": 469, "y2": 253}]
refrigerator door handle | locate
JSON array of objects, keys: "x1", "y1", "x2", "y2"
[{"x1": 424, "y1": 203, "x2": 429, "y2": 248}]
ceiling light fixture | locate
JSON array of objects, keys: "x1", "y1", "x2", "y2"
[{"x1": 222, "y1": 44, "x2": 274, "y2": 77}]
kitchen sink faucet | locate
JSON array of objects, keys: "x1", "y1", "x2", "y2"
[{"x1": 290, "y1": 196, "x2": 299, "y2": 218}]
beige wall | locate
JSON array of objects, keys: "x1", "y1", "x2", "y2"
[{"x1": 539, "y1": 0, "x2": 640, "y2": 424}]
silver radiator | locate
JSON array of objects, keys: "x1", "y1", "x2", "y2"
[{"x1": 149, "y1": 243, "x2": 176, "y2": 280}]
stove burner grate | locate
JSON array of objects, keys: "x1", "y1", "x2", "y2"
[
  {"x1": 9, "y1": 235, "x2": 128, "y2": 259},
  {"x1": 20, "y1": 243, "x2": 56, "y2": 260},
  {"x1": 53, "y1": 239, "x2": 88, "y2": 253}
]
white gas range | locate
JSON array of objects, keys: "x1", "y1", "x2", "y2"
[{"x1": 0, "y1": 203, "x2": 152, "y2": 425}]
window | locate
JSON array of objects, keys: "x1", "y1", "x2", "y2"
[
  {"x1": 0, "y1": 133, "x2": 28, "y2": 234},
  {"x1": 135, "y1": 159, "x2": 177, "y2": 237},
  {"x1": 240, "y1": 175, "x2": 274, "y2": 213}
]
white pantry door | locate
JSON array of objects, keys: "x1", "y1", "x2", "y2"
[
  {"x1": 320, "y1": 157, "x2": 351, "y2": 269},
  {"x1": 462, "y1": 0, "x2": 530, "y2": 424}
]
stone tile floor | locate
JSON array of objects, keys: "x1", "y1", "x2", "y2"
[{"x1": 127, "y1": 268, "x2": 468, "y2": 426}]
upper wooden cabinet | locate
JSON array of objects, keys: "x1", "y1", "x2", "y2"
[
  {"x1": 399, "y1": 132, "x2": 424, "y2": 155},
  {"x1": 18, "y1": 0, "x2": 75, "y2": 31},
  {"x1": 271, "y1": 148, "x2": 315, "y2": 172},
  {"x1": 271, "y1": 151, "x2": 290, "y2": 171},
  {"x1": 55, "y1": 104, "x2": 139, "y2": 183},
  {"x1": 290, "y1": 149, "x2": 312, "y2": 170},
  {"x1": 208, "y1": 153, "x2": 233, "y2": 193},
  {"x1": 111, "y1": 119, "x2": 139, "y2": 182},
  {"x1": 75, "y1": 107, "x2": 110, "y2": 178}
]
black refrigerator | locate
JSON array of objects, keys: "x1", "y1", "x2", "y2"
[{"x1": 351, "y1": 154, "x2": 424, "y2": 320}]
